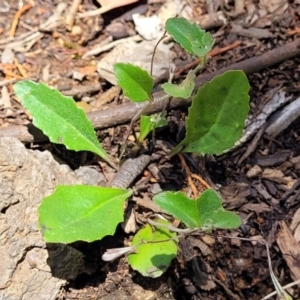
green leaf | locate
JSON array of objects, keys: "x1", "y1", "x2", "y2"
[
  {"x1": 197, "y1": 189, "x2": 241, "y2": 229},
  {"x1": 162, "y1": 69, "x2": 195, "y2": 99},
  {"x1": 138, "y1": 115, "x2": 154, "y2": 143},
  {"x1": 153, "y1": 189, "x2": 241, "y2": 230},
  {"x1": 138, "y1": 112, "x2": 168, "y2": 143},
  {"x1": 128, "y1": 220, "x2": 177, "y2": 278},
  {"x1": 153, "y1": 191, "x2": 200, "y2": 228},
  {"x1": 150, "y1": 112, "x2": 168, "y2": 128},
  {"x1": 38, "y1": 185, "x2": 132, "y2": 243},
  {"x1": 170, "y1": 70, "x2": 250, "y2": 156},
  {"x1": 13, "y1": 81, "x2": 110, "y2": 162},
  {"x1": 114, "y1": 63, "x2": 153, "y2": 102},
  {"x1": 165, "y1": 17, "x2": 214, "y2": 57}
]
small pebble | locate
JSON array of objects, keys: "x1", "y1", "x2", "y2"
[{"x1": 71, "y1": 25, "x2": 82, "y2": 35}]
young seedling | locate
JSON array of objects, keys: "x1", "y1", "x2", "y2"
[
  {"x1": 113, "y1": 17, "x2": 212, "y2": 155},
  {"x1": 114, "y1": 17, "x2": 249, "y2": 158},
  {"x1": 137, "y1": 112, "x2": 168, "y2": 144},
  {"x1": 13, "y1": 16, "x2": 250, "y2": 280},
  {"x1": 161, "y1": 17, "x2": 213, "y2": 99},
  {"x1": 124, "y1": 189, "x2": 241, "y2": 277}
]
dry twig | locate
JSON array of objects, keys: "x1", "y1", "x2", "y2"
[{"x1": 9, "y1": 3, "x2": 33, "y2": 37}]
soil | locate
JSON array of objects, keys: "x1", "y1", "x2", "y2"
[{"x1": 1, "y1": 0, "x2": 300, "y2": 299}]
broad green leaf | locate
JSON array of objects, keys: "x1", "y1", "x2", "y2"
[
  {"x1": 196, "y1": 189, "x2": 241, "y2": 229},
  {"x1": 162, "y1": 69, "x2": 195, "y2": 99},
  {"x1": 114, "y1": 63, "x2": 153, "y2": 102},
  {"x1": 138, "y1": 112, "x2": 168, "y2": 143},
  {"x1": 191, "y1": 32, "x2": 214, "y2": 57},
  {"x1": 170, "y1": 70, "x2": 250, "y2": 156},
  {"x1": 154, "y1": 189, "x2": 241, "y2": 230},
  {"x1": 38, "y1": 185, "x2": 132, "y2": 243},
  {"x1": 153, "y1": 191, "x2": 200, "y2": 228},
  {"x1": 165, "y1": 17, "x2": 214, "y2": 57},
  {"x1": 13, "y1": 81, "x2": 110, "y2": 162},
  {"x1": 138, "y1": 115, "x2": 154, "y2": 143},
  {"x1": 128, "y1": 220, "x2": 177, "y2": 278}
]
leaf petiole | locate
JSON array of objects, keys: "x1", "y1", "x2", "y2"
[{"x1": 148, "y1": 218, "x2": 198, "y2": 234}]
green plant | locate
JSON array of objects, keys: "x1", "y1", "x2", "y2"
[
  {"x1": 14, "y1": 17, "x2": 250, "y2": 278},
  {"x1": 137, "y1": 112, "x2": 168, "y2": 144}
]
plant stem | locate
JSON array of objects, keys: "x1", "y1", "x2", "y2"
[
  {"x1": 119, "y1": 93, "x2": 170, "y2": 158},
  {"x1": 148, "y1": 218, "x2": 198, "y2": 234}
]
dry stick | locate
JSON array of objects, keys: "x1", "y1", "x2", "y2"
[
  {"x1": 13, "y1": 57, "x2": 27, "y2": 78},
  {"x1": 150, "y1": 30, "x2": 167, "y2": 77},
  {"x1": 62, "y1": 82, "x2": 103, "y2": 97},
  {"x1": 110, "y1": 154, "x2": 151, "y2": 189},
  {"x1": 65, "y1": 0, "x2": 82, "y2": 28},
  {"x1": 9, "y1": 3, "x2": 33, "y2": 37},
  {"x1": 178, "y1": 153, "x2": 198, "y2": 199},
  {"x1": 2, "y1": 38, "x2": 300, "y2": 143},
  {"x1": 190, "y1": 173, "x2": 211, "y2": 189}
]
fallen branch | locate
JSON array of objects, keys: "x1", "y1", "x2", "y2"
[{"x1": 1, "y1": 38, "x2": 300, "y2": 143}]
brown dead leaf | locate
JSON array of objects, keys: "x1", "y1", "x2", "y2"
[
  {"x1": 122, "y1": 209, "x2": 136, "y2": 234},
  {"x1": 93, "y1": 86, "x2": 120, "y2": 109},
  {"x1": 290, "y1": 207, "x2": 300, "y2": 232},
  {"x1": 262, "y1": 168, "x2": 296, "y2": 187},
  {"x1": 277, "y1": 221, "x2": 300, "y2": 281},
  {"x1": 293, "y1": 225, "x2": 300, "y2": 244},
  {"x1": 132, "y1": 195, "x2": 164, "y2": 213},
  {"x1": 220, "y1": 183, "x2": 250, "y2": 209},
  {"x1": 290, "y1": 207, "x2": 300, "y2": 243},
  {"x1": 186, "y1": 236, "x2": 214, "y2": 257}
]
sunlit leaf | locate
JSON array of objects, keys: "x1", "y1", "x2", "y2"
[
  {"x1": 38, "y1": 185, "x2": 132, "y2": 243},
  {"x1": 114, "y1": 63, "x2": 153, "y2": 102}
]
